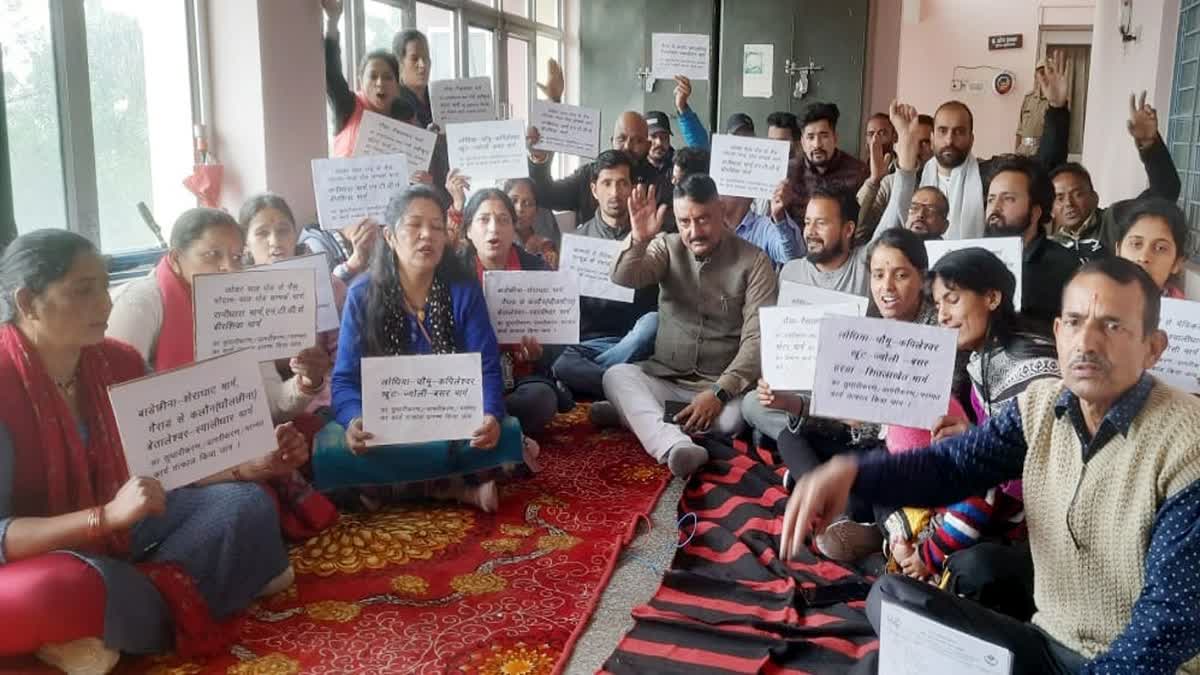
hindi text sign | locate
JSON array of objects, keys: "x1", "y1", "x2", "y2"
[
  {"x1": 710, "y1": 134, "x2": 791, "y2": 199},
  {"x1": 558, "y1": 233, "x2": 634, "y2": 303},
  {"x1": 193, "y1": 269, "x2": 317, "y2": 362},
  {"x1": 312, "y1": 154, "x2": 408, "y2": 230},
  {"x1": 1151, "y1": 297, "x2": 1200, "y2": 393},
  {"x1": 483, "y1": 271, "x2": 580, "y2": 344},
  {"x1": 430, "y1": 77, "x2": 496, "y2": 127},
  {"x1": 530, "y1": 101, "x2": 601, "y2": 158},
  {"x1": 760, "y1": 303, "x2": 865, "y2": 391},
  {"x1": 362, "y1": 353, "x2": 485, "y2": 445},
  {"x1": 925, "y1": 237, "x2": 1023, "y2": 311},
  {"x1": 352, "y1": 110, "x2": 437, "y2": 174},
  {"x1": 651, "y1": 33, "x2": 711, "y2": 80},
  {"x1": 446, "y1": 119, "x2": 528, "y2": 183}
]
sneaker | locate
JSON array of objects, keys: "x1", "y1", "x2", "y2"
[
  {"x1": 666, "y1": 442, "x2": 708, "y2": 477},
  {"x1": 589, "y1": 401, "x2": 622, "y2": 428},
  {"x1": 258, "y1": 565, "x2": 295, "y2": 598},
  {"x1": 815, "y1": 519, "x2": 883, "y2": 563},
  {"x1": 36, "y1": 637, "x2": 120, "y2": 675}
]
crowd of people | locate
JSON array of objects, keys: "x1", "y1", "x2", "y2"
[{"x1": 2, "y1": 8, "x2": 1199, "y2": 673}]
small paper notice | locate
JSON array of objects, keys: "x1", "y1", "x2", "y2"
[
  {"x1": 743, "y1": 44, "x2": 774, "y2": 98},
  {"x1": 312, "y1": 154, "x2": 408, "y2": 230},
  {"x1": 361, "y1": 353, "x2": 485, "y2": 445},
  {"x1": 925, "y1": 237, "x2": 1024, "y2": 311},
  {"x1": 710, "y1": 133, "x2": 791, "y2": 199},
  {"x1": 192, "y1": 269, "x2": 317, "y2": 362},
  {"x1": 252, "y1": 253, "x2": 339, "y2": 333},
  {"x1": 651, "y1": 33, "x2": 711, "y2": 80},
  {"x1": 531, "y1": 100, "x2": 601, "y2": 159},
  {"x1": 559, "y1": 233, "x2": 634, "y2": 303},
  {"x1": 352, "y1": 110, "x2": 437, "y2": 175},
  {"x1": 777, "y1": 280, "x2": 870, "y2": 314},
  {"x1": 483, "y1": 271, "x2": 580, "y2": 344},
  {"x1": 1151, "y1": 297, "x2": 1200, "y2": 393},
  {"x1": 446, "y1": 119, "x2": 529, "y2": 183},
  {"x1": 760, "y1": 303, "x2": 865, "y2": 391},
  {"x1": 430, "y1": 77, "x2": 496, "y2": 127},
  {"x1": 108, "y1": 350, "x2": 276, "y2": 491},
  {"x1": 810, "y1": 315, "x2": 958, "y2": 429},
  {"x1": 879, "y1": 600, "x2": 1013, "y2": 675}
]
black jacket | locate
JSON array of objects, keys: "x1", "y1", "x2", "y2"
[{"x1": 529, "y1": 156, "x2": 675, "y2": 231}]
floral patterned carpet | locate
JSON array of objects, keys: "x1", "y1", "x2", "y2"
[{"x1": 111, "y1": 406, "x2": 670, "y2": 675}]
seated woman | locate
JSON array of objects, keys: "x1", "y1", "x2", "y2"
[
  {"x1": 0, "y1": 230, "x2": 304, "y2": 673},
  {"x1": 322, "y1": 0, "x2": 400, "y2": 157},
  {"x1": 504, "y1": 178, "x2": 560, "y2": 268},
  {"x1": 459, "y1": 187, "x2": 572, "y2": 435},
  {"x1": 1115, "y1": 196, "x2": 1189, "y2": 298},
  {"x1": 108, "y1": 208, "x2": 332, "y2": 424},
  {"x1": 240, "y1": 192, "x2": 347, "y2": 412},
  {"x1": 318, "y1": 185, "x2": 535, "y2": 513}
]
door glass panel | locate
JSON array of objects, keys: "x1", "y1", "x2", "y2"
[
  {"x1": 469, "y1": 26, "x2": 494, "y2": 80},
  {"x1": 417, "y1": 2, "x2": 456, "y2": 81},
  {"x1": 506, "y1": 36, "x2": 529, "y2": 122},
  {"x1": 365, "y1": 0, "x2": 406, "y2": 52}
]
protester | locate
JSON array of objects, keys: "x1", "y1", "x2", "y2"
[
  {"x1": 855, "y1": 111, "x2": 906, "y2": 241},
  {"x1": 1115, "y1": 197, "x2": 1189, "y2": 298},
  {"x1": 459, "y1": 188, "x2": 572, "y2": 434},
  {"x1": 504, "y1": 177, "x2": 561, "y2": 265},
  {"x1": 726, "y1": 112, "x2": 755, "y2": 137},
  {"x1": 673, "y1": 75, "x2": 709, "y2": 149},
  {"x1": 551, "y1": 151, "x2": 658, "y2": 401},
  {"x1": 783, "y1": 102, "x2": 870, "y2": 223},
  {"x1": 390, "y1": 28, "x2": 433, "y2": 129},
  {"x1": 644, "y1": 110, "x2": 675, "y2": 183},
  {"x1": 322, "y1": 0, "x2": 400, "y2": 157},
  {"x1": 720, "y1": 180, "x2": 803, "y2": 266},
  {"x1": 1049, "y1": 91, "x2": 1182, "y2": 260},
  {"x1": 779, "y1": 189, "x2": 869, "y2": 298},
  {"x1": 863, "y1": 102, "x2": 950, "y2": 242},
  {"x1": 672, "y1": 146, "x2": 710, "y2": 186},
  {"x1": 596, "y1": 176, "x2": 777, "y2": 476},
  {"x1": 0, "y1": 230, "x2": 301, "y2": 672},
  {"x1": 300, "y1": 217, "x2": 378, "y2": 286},
  {"x1": 322, "y1": 185, "x2": 535, "y2": 513},
  {"x1": 108, "y1": 208, "x2": 332, "y2": 423},
  {"x1": 767, "y1": 111, "x2": 801, "y2": 160},
  {"x1": 782, "y1": 257, "x2": 1200, "y2": 673}
]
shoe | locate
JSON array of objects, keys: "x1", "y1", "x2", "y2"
[
  {"x1": 522, "y1": 436, "x2": 543, "y2": 473},
  {"x1": 589, "y1": 401, "x2": 622, "y2": 428},
  {"x1": 815, "y1": 519, "x2": 883, "y2": 563},
  {"x1": 553, "y1": 380, "x2": 576, "y2": 413},
  {"x1": 258, "y1": 565, "x2": 295, "y2": 598},
  {"x1": 36, "y1": 637, "x2": 120, "y2": 675},
  {"x1": 667, "y1": 442, "x2": 708, "y2": 477}
]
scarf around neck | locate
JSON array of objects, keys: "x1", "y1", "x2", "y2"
[{"x1": 921, "y1": 154, "x2": 984, "y2": 240}]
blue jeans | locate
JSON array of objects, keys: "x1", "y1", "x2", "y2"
[{"x1": 552, "y1": 312, "x2": 658, "y2": 399}]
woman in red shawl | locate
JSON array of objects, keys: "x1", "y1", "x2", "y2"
[{"x1": 0, "y1": 230, "x2": 305, "y2": 674}]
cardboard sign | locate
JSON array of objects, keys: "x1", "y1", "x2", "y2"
[
  {"x1": 483, "y1": 270, "x2": 580, "y2": 344},
  {"x1": 777, "y1": 280, "x2": 870, "y2": 314},
  {"x1": 252, "y1": 254, "x2": 339, "y2": 333},
  {"x1": 312, "y1": 154, "x2": 408, "y2": 230},
  {"x1": 361, "y1": 353, "x2": 485, "y2": 445},
  {"x1": 430, "y1": 77, "x2": 496, "y2": 127},
  {"x1": 192, "y1": 269, "x2": 317, "y2": 362},
  {"x1": 651, "y1": 33, "x2": 711, "y2": 80},
  {"x1": 530, "y1": 100, "x2": 601, "y2": 158},
  {"x1": 446, "y1": 119, "x2": 528, "y2": 183},
  {"x1": 879, "y1": 600, "x2": 1013, "y2": 674},
  {"x1": 1151, "y1": 297, "x2": 1200, "y2": 393},
  {"x1": 710, "y1": 133, "x2": 791, "y2": 199},
  {"x1": 559, "y1": 233, "x2": 634, "y2": 303},
  {"x1": 352, "y1": 110, "x2": 437, "y2": 175},
  {"x1": 925, "y1": 237, "x2": 1023, "y2": 311},
  {"x1": 760, "y1": 303, "x2": 865, "y2": 391}
]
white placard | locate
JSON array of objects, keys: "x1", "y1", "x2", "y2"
[
  {"x1": 559, "y1": 233, "x2": 634, "y2": 303},
  {"x1": 531, "y1": 100, "x2": 601, "y2": 159},
  {"x1": 311, "y1": 154, "x2": 408, "y2": 230},
  {"x1": 879, "y1": 600, "x2": 1013, "y2": 675},
  {"x1": 252, "y1": 254, "x2": 339, "y2": 333},
  {"x1": 430, "y1": 77, "x2": 496, "y2": 127},
  {"x1": 925, "y1": 237, "x2": 1024, "y2": 311},
  {"x1": 193, "y1": 269, "x2": 317, "y2": 362},
  {"x1": 760, "y1": 303, "x2": 865, "y2": 392},
  {"x1": 446, "y1": 119, "x2": 529, "y2": 183},
  {"x1": 810, "y1": 315, "x2": 958, "y2": 430},
  {"x1": 742, "y1": 43, "x2": 773, "y2": 98},
  {"x1": 710, "y1": 134, "x2": 791, "y2": 199},
  {"x1": 483, "y1": 270, "x2": 580, "y2": 344},
  {"x1": 778, "y1": 280, "x2": 870, "y2": 314},
  {"x1": 361, "y1": 353, "x2": 484, "y2": 445},
  {"x1": 108, "y1": 350, "x2": 276, "y2": 491},
  {"x1": 1151, "y1": 297, "x2": 1200, "y2": 393},
  {"x1": 352, "y1": 110, "x2": 437, "y2": 175},
  {"x1": 651, "y1": 33, "x2": 711, "y2": 80}
]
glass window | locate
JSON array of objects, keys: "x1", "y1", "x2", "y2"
[
  {"x1": 365, "y1": 0, "x2": 405, "y2": 52},
  {"x1": 506, "y1": 36, "x2": 529, "y2": 122},
  {"x1": 84, "y1": 0, "x2": 193, "y2": 252},
  {"x1": 503, "y1": 0, "x2": 528, "y2": 18},
  {"x1": 535, "y1": 34, "x2": 560, "y2": 99},
  {"x1": 417, "y1": 2, "x2": 456, "y2": 82},
  {"x1": 1, "y1": 0, "x2": 68, "y2": 235},
  {"x1": 471, "y1": 0, "x2": 495, "y2": 6},
  {"x1": 468, "y1": 26, "x2": 494, "y2": 80},
  {"x1": 535, "y1": 0, "x2": 558, "y2": 27}
]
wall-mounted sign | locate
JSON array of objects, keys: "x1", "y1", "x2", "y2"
[{"x1": 988, "y1": 34, "x2": 1024, "y2": 50}]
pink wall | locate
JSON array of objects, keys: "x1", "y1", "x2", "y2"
[
  {"x1": 865, "y1": 0, "x2": 902, "y2": 139},
  {"x1": 893, "y1": 0, "x2": 1093, "y2": 159}
]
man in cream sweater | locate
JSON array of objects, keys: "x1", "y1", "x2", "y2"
[{"x1": 781, "y1": 256, "x2": 1200, "y2": 673}]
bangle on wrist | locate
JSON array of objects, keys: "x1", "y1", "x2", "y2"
[{"x1": 87, "y1": 506, "x2": 106, "y2": 541}]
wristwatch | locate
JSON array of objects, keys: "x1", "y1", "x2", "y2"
[{"x1": 710, "y1": 384, "x2": 732, "y2": 404}]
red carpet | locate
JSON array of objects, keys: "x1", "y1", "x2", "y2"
[
  {"x1": 603, "y1": 441, "x2": 880, "y2": 674},
  {"x1": 100, "y1": 406, "x2": 669, "y2": 675}
]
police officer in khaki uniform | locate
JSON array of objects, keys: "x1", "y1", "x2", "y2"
[{"x1": 1015, "y1": 59, "x2": 1049, "y2": 156}]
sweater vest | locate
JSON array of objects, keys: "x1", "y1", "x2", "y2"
[{"x1": 1019, "y1": 377, "x2": 1200, "y2": 669}]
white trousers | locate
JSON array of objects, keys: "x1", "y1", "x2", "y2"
[{"x1": 601, "y1": 363, "x2": 745, "y2": 461}]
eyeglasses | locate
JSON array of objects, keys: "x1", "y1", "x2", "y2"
[{"x1": 908, "y1": 203, "x2": 943, "y2": 216}]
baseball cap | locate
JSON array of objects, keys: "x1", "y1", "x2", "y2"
[
  {"x1": 645, "y1": 110, "x2": 673, "y2": 136},
  {"x1": 726, "y1": 113, "x2": 755, "y2": 135}
]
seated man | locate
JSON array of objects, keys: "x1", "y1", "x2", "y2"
[
  {"x1": 595, "y1": 175, "x2": 777, "y2": 477},
  {"x1": 753, "y1": 111, "x2": 803, "y2": 216},
  {"x1": 551, "y1": 151, "x2": 658, "y2": 400},
  {"x1": 782, "y1": 257, "x2": 1200, "y2": 674},
  {"x1": 871, "y1": 102, "x2": 951, "y2": 241},
  {"x1": 780, "y1": 189, "x2": 869, "y2": 298},
  {"x1": 783, "y1": 101, "x2": 870, "y2": 224},
  {"x1": 1049, "y1": 92, "x2": 1182, "y2": 261},
  {"x1": 721, "y1": 180, "x2": 803, "y2": 266},
  {"x1": 672, "y1": 146, "x2": 709, "y2": 186},
  {"x1": 856, "y1": 113, "x2": 934, "y2": 243}
]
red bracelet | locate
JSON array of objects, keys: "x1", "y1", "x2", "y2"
[{"x1": 448, "y1": 208, "x2": 464, "y2": 228}]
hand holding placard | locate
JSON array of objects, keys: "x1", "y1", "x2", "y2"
[
  {"x1": 530, "y1": 101, "x2": 601, "y2": 158},
  {"x1": 651, "y1": 33, "x2": 711, "y2": 80},
  {"x1": 559, "y1": 234, "x2": 634, "y2": 303},
  {"x1": 312, "y1": 154, "x2": 409, "y2": 230},
  {"x1": 759, "y1": 303, "x2": 865, "y2": 391},
  {"x1": 710, "y1": 134, "x2": 791, "y2": 199},
  {"x1": 353, "y1": 110, "x2": 437, "y2": 175},
  {"x1": 431, "y1": 77, "x2": 496, "y2": 127}
]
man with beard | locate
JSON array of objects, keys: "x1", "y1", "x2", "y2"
[
  {"x1": 783, "y1": 102, "x2": 870, "y2": 224},
  {"x1": 644, "y1": 110, "x2": 675, "y2": 183},
  {"x1": 921, "y1": 53, "x2": 1071, "y2": 240},
  {"x1": 779, "y1": 188, "x2": 869, "y2": 297},
  {"x1": 551, "y1": 151, "x2": 659, "y2": 401},
  {"x1": 527, "y1": 111, "x2": 674, "y2": 228},
  {"x1": 872, "y1": 103, "x2": 951, "y2": 241},
  {"x1": 984, "y1": 154, "x2": 1080, "y2": 328},
  {"x1": 1048, "y1": 91, "x2": 1181, "y2": 262},
  {"x1": 595, "y1": 175, "x2": 777, "y2": 476}
]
